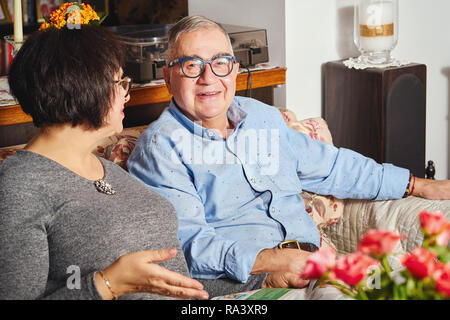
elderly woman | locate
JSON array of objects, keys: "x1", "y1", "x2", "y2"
[{"x1": 0, "y1": 25, "x2": 209, "y2": 300}]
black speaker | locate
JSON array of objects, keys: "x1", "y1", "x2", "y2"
[{"x1": 322, "y1": 60, "x2": 426, "y2": 178}]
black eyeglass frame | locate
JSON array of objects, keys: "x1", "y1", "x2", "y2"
[
  {"x1": 168, "y1": 55, "x2": 237, "y2": 78},
  {"x1": 114, "y1": 76, "x2": 132, "y2": 97}
]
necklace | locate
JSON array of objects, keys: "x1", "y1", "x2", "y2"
[{"x1": 94, "y1": 179, "x2": 116, "y2": 195}]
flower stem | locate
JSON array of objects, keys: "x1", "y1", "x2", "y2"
[
  {"x1": 357, "y1": 284, "x2": 369, "y2": 300},
  {"x1": 423, "y1": 238, "x2": 430, "y2": 249},
  {"x1": 381, "y1": 255, "x2": 392, "y2": 277},
  {"x1": 328, "y1": 280, "x2": 357, "y2": 299}
]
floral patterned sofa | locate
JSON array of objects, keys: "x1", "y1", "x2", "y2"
[{"x1": 1, "y1": 108, "x2": 450, "y2": 259}]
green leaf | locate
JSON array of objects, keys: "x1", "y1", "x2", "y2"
[
  {"x1": 398, "y1": 285, "x2": 407, "y2": 300},
  {"x1": 406, "y1": 277, "x2": 416, "y2": 297},
  {"x1": 429, "y1": 245, "x2": 446, "y2": 256},
  {"x1": 393, "y1": 284, "x2": 400, "y2": 300},
  {"x1": 88, "y1": 13, "x2": 107, "y2": 26},
  {"x1": 438, "y1": 250, "x2": 450, "y2": 263},
  {"x1": 417, "y1": 279, "x2": 425, "y2": 299},
  {"x1": 98, "y1": 12, "x2": 108, "y2": 24}
]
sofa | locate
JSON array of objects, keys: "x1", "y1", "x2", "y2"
[{"x1": 1, "y1": 108, "x2": 450, "y2": 261}]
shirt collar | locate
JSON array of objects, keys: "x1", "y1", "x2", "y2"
[{"x1": 168, "y1": 98, "x2": 248, "y2": 140}]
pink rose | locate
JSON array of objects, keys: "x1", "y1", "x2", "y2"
[
  {"x1": 358, "y1": 229, "x2": 404, "y2": 256},
  {"x1": 433, "y1": 263, "x2": 450, "y2": 298},
  {"x1": 301, "y1": 247, "x2": 336, "y2": 279},
  {"x1": 436, "y1": 223, "x2": 450, "y2": 247},
  {"x1": 401, "y1": 247, "x2": 437, "y2": 279},
  {"x1": 419, "y1": 210, "x2": 448, "y2": 235},
  {"x1": 333, "y1": 252, "x2": 379, "y2": 286}
]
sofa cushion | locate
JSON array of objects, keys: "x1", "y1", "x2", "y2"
[
  {"x1": 0, "y1": 126, "x2": 148, "y2": 168},
  {"x1": 278, "y1": 110, "x2": 344, "y2": 249},
  {"x1": 93, "y1": 125, "x2": 147, "y2": 170}
]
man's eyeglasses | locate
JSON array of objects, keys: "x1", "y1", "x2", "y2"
[
  {"x1": 114, "y1": 76, "x2": 132, "y2": 97},
  {"x1": 168, "y1": 55, "x2": 236, "y2": 78}
]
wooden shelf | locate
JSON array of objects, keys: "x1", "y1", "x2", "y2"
[{"x1": 0, "y1": 67, "x2": 286, "y2": 126}]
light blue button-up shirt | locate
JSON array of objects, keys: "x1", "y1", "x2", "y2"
[{"x1": 127, "y1": 96, "x2": 410, "y2": 283}]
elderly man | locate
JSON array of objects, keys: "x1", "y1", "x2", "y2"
[{"x1": 128, "y1": 15, "x2": 450, "y2": 298}]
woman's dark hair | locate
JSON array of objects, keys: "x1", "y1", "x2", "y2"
[{"x1": 8, "y1": 25, "x2": 126, "y2": 129}]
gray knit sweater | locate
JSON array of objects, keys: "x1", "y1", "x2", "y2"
[{"x1": 0, "y1": 150, "x2": 188, "y2": 300}]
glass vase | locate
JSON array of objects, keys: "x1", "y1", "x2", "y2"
[{"x1": 354, "y1": 0, "x2": 399, "y2": 65}]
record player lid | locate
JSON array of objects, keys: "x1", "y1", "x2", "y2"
[{"x1": 108, "y1": 24, "x2": 171, "y2": 45}]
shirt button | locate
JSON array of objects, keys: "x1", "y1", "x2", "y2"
[
  {"x1": 207, "y1": 131, "x2": 214, "y2": 137},
  {"x1": 271, "y1": 207, "x2": 275, "y2": 213},
  {"x1": 250, "y1": 178, "x2": 256, "y2": 184}
]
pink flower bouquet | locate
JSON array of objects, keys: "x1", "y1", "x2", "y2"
[{"x1": 301, "y1": 210, "x2": 450, "y2": 300}]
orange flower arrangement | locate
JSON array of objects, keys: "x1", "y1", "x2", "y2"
[{"x1": 39, "y1": 2, "x2": 106, "y2": 30}]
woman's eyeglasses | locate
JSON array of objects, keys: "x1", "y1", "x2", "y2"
[{"x1": 114, "y1": 76, "x2": 132, "y2": 97}]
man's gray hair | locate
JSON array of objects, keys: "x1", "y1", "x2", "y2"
[{"x1": 167, "y1": 15, "x2": 233, "y2": 60}]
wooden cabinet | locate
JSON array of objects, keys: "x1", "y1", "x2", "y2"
[
  {"x1": 0, "y1": 67, "x2": 286, "y2": 127},
  {"x1": 322, "y1": 60, "x2": 426, "y2": 177}
]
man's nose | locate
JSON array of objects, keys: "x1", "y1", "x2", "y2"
[{"x1": 197, "y1": 63, "x2": 216, "y2": 83}]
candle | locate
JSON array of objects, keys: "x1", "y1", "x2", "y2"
[
  {"x1": 14, "y1": 0, "x2": 23, "y2": 43},
  {"x1": 359, "y1": 0, "x2": 394, "y2": 52}
]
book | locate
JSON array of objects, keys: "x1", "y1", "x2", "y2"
[
  {"x1": 211, "y1": 284, "x2": 351, "y2": 300},
  {"x1": 212, "y1": 288, "x2": 307, "y2": 300}
]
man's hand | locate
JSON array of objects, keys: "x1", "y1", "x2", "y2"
[
  {"x1": 263, "y1": 272, "x2": 310, "y2": 288},
  {"x1": 413, "y1": 177, "x2": 450, "y2": 200},
  {"x1": 250, "y1": 248, "x2": 311, "y2": 275}
]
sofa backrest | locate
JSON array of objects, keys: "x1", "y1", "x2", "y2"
[
  {"x1": 0, "y1": 125, "x2": 147, "y2": 169},
  {"x1": 0, "y1": 112, "x2": 345, "y2": 241}
]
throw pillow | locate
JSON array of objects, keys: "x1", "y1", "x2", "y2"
[{"x1": 278, "y1": 110, "x2": 344, "y2": 250}]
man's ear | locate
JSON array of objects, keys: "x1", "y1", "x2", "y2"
[
  {"x1": 163, "y1": 66, "x2": 172, "y2": 93},
  {"x1": 233, "y1": 62, "x2": 240, "y2": 77}
]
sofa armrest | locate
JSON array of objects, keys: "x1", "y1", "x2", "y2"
[{"x1": 324, "y1": 197, "x2": 450, "y2": 256}]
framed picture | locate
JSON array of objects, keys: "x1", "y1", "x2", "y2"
[
  {"x1": 0, "y1": 0, "x2": 12, "y2": 24},
  {"x1": 110, "y1": 0, "x2": 188, "y2": 25},
  {"x1": 36, "y1": 0, "x2": 61, "y2": 23}
]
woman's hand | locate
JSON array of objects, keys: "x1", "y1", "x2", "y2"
[{"x1": 95, "y1": 248, "x2": 209, "y2": 300}]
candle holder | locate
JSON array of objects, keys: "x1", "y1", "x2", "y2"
[
  {"x1": 354, "y1": 0, "x2": 398, "y2": 65},
  {"x1": 4, "y1": 35, "x2": 25, "y2": 58}
]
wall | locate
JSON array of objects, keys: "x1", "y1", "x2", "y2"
[
  {"x1": 188, "y1": 0, "x2": 286, "y2": 107},
  {"x1": 286, "y1": 0, "x2": 450, "y2": 179}
]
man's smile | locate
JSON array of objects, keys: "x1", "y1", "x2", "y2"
[{"x1": 196, "y1": 90, "x2": 221, "y2": 98}]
